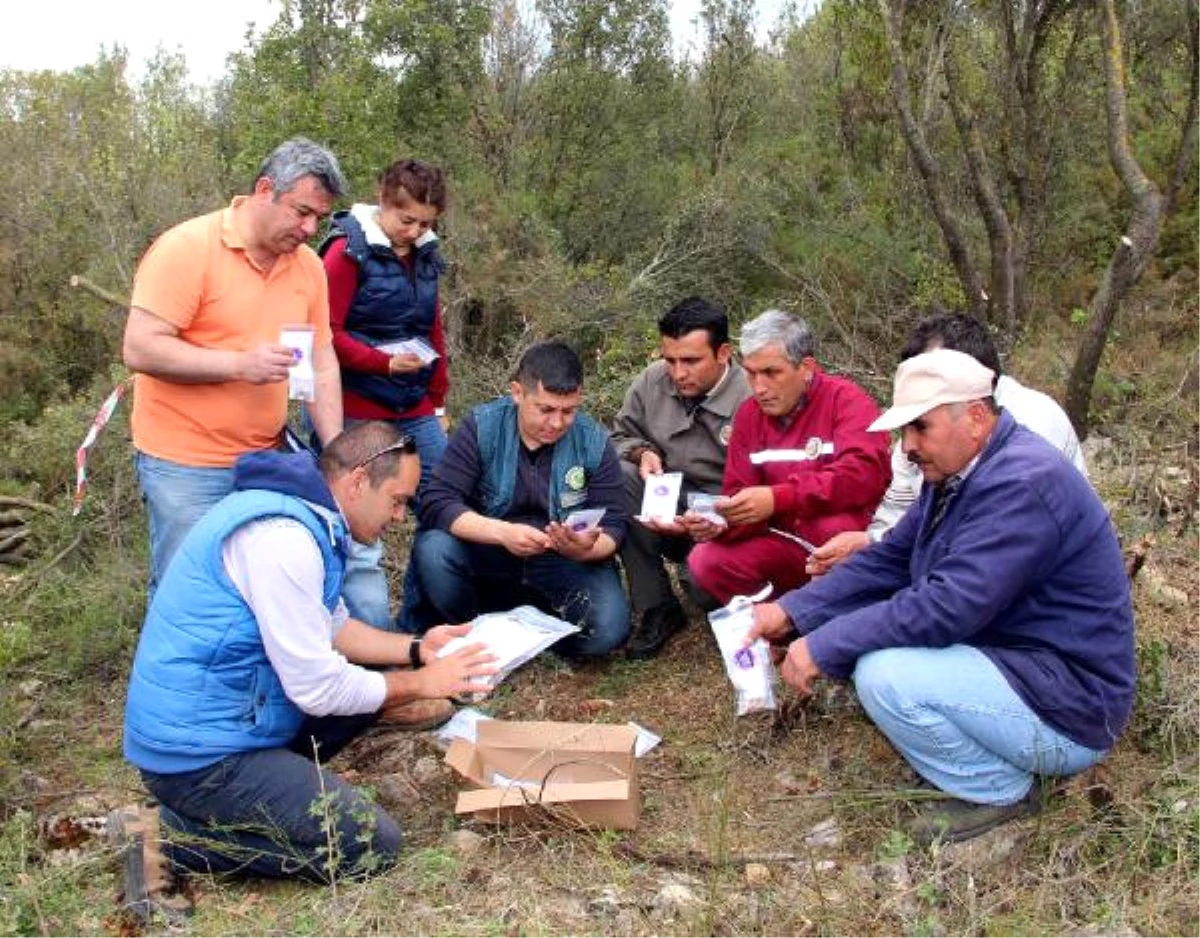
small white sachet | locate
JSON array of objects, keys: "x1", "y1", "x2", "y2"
[
  {"x1": 628, "y1": 721, "x2": 662, "y2": 757},
  {"x1": 686, "y1": 491, "x2": 727, "y2": 527},
  {"x1": 708, "y1": 584, "x2": 778, "y2": 715},
  {"x1": 281, "y1": 324, "x2": 315, "y2": 401},
  {"x1": 563, "y1": 507, "x2": 606, "y2": 533},
  {"x1": 375, "y1": 336, "x2": 440, "y2": 363},
  {"x1": 639, "y1": 471, "x2": 683, "y2": 521},
  {"x1": 437, "y1": 605, "x2": 580, "y2": 700}
]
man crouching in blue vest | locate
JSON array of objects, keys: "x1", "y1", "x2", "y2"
[{"x1": 116, "y1": 421, "x2": 495, "y2": 920}]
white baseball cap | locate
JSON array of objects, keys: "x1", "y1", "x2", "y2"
[{"x1": 868, "y1": 348, "x2": 995, "y2": 432}]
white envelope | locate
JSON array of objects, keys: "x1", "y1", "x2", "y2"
[{"x1": 639, "y1": 472, "x2": 683, "y2": 521}]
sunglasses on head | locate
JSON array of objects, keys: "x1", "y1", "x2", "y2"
[{"x1": 354, "y1": 435, "x2": 417, "y2": 472}]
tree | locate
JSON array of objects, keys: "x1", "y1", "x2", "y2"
[{"x1": 1064, "y1": 0, "x2": 1198, "y2": 436}]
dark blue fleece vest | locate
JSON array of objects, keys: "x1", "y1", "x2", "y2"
[{"x1": 322, "y1": 209, "x2": 444, "y2": 412}]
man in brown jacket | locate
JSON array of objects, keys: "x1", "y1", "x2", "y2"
[{"x1": 610, "y1": 297, "x2": 751, "y2": 658}]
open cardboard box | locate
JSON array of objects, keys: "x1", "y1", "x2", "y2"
[{"x1": 444, "y1": 720, "x2": 639, "y2": 830}]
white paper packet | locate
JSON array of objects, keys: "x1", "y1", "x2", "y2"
[
  {"x1": 563, "y1": 507, "x2": 606, "y2": 532},
  {"x1": 437, "y1": 605, "x2": 580, "y2": 699},
  {"x1": 375, "y1": 336, "x2": 440, "y2": 363},
  {"x1": 707, "y1": 584, "x2": 778, "y2": 715},
  {"x1": 628, "y1": 721, "x2": 662, "y2": 757},
  {"x1": 280, "y1": 324, "x2": 315, "y2": 401},
  {"x1": 686, "y1": 491, "x2": 728, "y2": 527},
  {"x1": 639, "y1": 471, "x2": 683, "y2": 521}
]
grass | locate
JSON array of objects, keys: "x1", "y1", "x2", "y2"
[{"x1": 0, "y1": 320, "x2": 1196, "y2": 935}]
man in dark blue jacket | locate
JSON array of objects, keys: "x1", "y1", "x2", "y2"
[
  {"x1": 411, "y1": 341, "x2": 631, "y2": 658},
  {"x1": 749, "y1": 348, "x2": 1135, "y2": 844}
]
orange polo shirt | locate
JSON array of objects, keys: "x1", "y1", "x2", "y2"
[{"x1": 129, "y1": 199, "x2": 332, "y2": 467}]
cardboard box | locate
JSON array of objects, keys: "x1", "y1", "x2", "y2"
[{"x1": 444, "y1": 720, "x2": 639, "y2": 830}]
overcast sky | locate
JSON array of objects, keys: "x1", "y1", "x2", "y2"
[{"x1": 2, "y1": 0, "x2": 804, "y2": 86}]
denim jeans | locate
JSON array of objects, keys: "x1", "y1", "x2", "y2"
[
  {"x1": 411, "y1": 529, "x2": 630, "y2": 658},
  {"x1": 135, "y1": 452, "x2": 235, "y2": 593},
  {"x1": 140, "y1": 713, "x2": 401, "y2": 882},
  {"x1": 339, "y1": 415, "x2": 447, "y2": 631},
  {"x1": 853, "y1": 644, "x2": 1106, "y2": 804}
]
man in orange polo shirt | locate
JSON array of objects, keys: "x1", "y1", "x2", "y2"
[{"x1": 123, "y1": 138, "x2": 348, "y2": 590}]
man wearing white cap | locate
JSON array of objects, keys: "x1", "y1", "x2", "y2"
[
  {"x1": 806, "y1": 310, "x2": 1087, "y2": 574},
  {"x1": 748, "y1": 348, "x2": 1135, "y2": 844}
]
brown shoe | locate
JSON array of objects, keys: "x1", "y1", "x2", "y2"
[
  {"x1": 378, "y1": 698, "x2": 455, "y2": 731},
  {"x1": 107, "y1": 803, "x2": 193, "y2": 927},
  {"x1": 906, "y1": 783, "x2": 1046, "y2": 845}
]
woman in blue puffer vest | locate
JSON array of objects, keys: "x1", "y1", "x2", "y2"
[{"x1": 321, "y1": 159, "x2": 450, "y2": 631}]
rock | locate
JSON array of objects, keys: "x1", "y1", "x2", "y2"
[
  {"x1": 373, "y1": 774, "x2": 416, "y2": 806},
  {"x1": 653, "y1": 880, "x2": 701, "y2": 915},
  {"x1": 803, "y1": 816, "x2": 842, "y2": 849},
  {"x1": 936, "y1": 827, "x2": 1021, "y2": 870},
  {"x1": 588, "y1": 886, "x2": 624, "y2": 915},
  {"x1": 814, "y1": 859, "x2": 838, "y2": 874},
  {"x1": 412, "y1": 755, "x2": 443, "y2": 785},
  {"x1": 774, "y1": 770, "x2": 803, "y2": 794},
  {"x1": 447, "y1": 828, "x2": 486, "y2": 858},
  {"x1": 17, "y1": 678, "x2": 42, "y2": 697},
  {"x1": 744, "y1": 862, "x2": 771, "y2": 887},
  {"x1": 872, "y1": 856, "x2": 916, "y2": 917}
]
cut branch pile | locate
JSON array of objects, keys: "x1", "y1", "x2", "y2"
[{"x1": 0, "y1": 496, "x2": 53, "y2": 567}]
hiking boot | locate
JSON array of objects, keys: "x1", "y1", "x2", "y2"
[
  {"x1": 906, "y1": 783, "x2": 1045, "y2": 845},
  {"x1": 378, "y1": 697, "x2": 455, "y2": 731},
  {"x1": 107, "y1": 803, "x2": 193, "y2": 928},
  {"x1": 625, "y1": 600, "x2": 687, "y2": 660}
]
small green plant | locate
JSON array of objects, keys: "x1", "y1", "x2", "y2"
[
  {"x1": 878, "y1": 828, "x2": 914, "y2": 861},
  {"x1": 409, "y1": 847, "x2": 461, "y2": 889}
]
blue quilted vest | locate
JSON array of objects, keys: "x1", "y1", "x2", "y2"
[
  {"x1": 124, "y1": 488, "x2": 348, "y2": 775},
  {"x1": 322, "y1": 208, "x2": 444, "y2": 412},
  {"x1": 473, "y1": 396, "x2": 609, "y2": 522}
]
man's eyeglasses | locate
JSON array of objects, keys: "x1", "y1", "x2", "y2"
[{"x1": 354, "y1": 435, "x2": 417, "y2": 472}]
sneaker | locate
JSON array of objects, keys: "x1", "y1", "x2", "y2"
[
  {"x1": 378, "y1": 697, "x2": 455, "y2": 731},
  {"x1": 107, "y1": 803, "x2": 193, "y2": 927},
  {"x1": 625, "y1": 600, "x2": 687, "y2": 660},
  {"x1": 906, "y1": 783, "x2": 1045, "y2": 845}
]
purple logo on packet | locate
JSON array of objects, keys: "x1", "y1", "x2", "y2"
[
  {"x1": 290, "y1": 347, "x2": 304, "y2": 364},
  {"x1": 653, "y1": 484, "x2": 669, "y2": 496},
  {"x1": 570, "y1": 521, "x2": 587, "y2": 532},
  {"x1": 733, "y1": 647, "x2": 754, "y2": 670}
]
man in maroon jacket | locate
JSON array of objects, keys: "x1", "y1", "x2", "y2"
[{"x1": 687, "y1": 309, "x2": 891, "y2": 605}]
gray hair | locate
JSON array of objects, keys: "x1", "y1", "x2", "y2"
[
  {"x1": 739, "y1": 309, "x2": 816, "y2": 364},
  {"x1": 255, "y1": 137, "x2": 347, "y2": 199}
]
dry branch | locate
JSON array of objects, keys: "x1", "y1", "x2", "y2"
[
  {"x1": 0, "y1": 496, "x2": 55, "y2": 514},
  {"x1": 68, "y1": 274, "x2": 129, "y2": 308}
]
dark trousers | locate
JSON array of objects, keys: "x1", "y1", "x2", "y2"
[{"x1": 140, "y1": 713, "x2": 402, "y2": 883}]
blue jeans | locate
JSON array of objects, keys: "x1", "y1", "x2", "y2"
[
  {"x1": 411, "y1": 529, "x2": 630, "y2": 658},
  {"x1": 140, "y1": 713, "x2": 401, "y2": 882},
  {"x1": 136, "y1": 453, "x2": 235, "y2": 592},
  {"x1": 339, "y1": 415, "x2": 447, "y2": 631},
  {"x1": 853, "y1": 645, "x2": 1106, "y2": 805}
]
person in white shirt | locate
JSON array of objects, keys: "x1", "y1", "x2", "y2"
[
  {"x1": 120, "y1": 422, "x2": 495, "y2": 902},
  {"x1": 809, "y1": 311, "x2": 1087, "y2": 575}
]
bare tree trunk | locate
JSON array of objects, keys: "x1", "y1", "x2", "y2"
[
  {"x1": 877, "y1": 0, "x2": 986, "y2": 318},
  {"x1": 1064, "y1": 0, "x2": 1176, "y2": 437},
  {"x1": 943, "y1": 43, "x2": 1016, "y2": 332}
]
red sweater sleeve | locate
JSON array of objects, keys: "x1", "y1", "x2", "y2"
[
  {"x1": 427, "y1": 297, "x2": 450, "y2": 408},
  {"x1": 324, "y1": 238, "x2": 391, "y2": 375}
]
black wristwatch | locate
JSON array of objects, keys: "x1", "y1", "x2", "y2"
[{"x1": 409, "y1": 639, "x2": 424, "y2": 670}]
